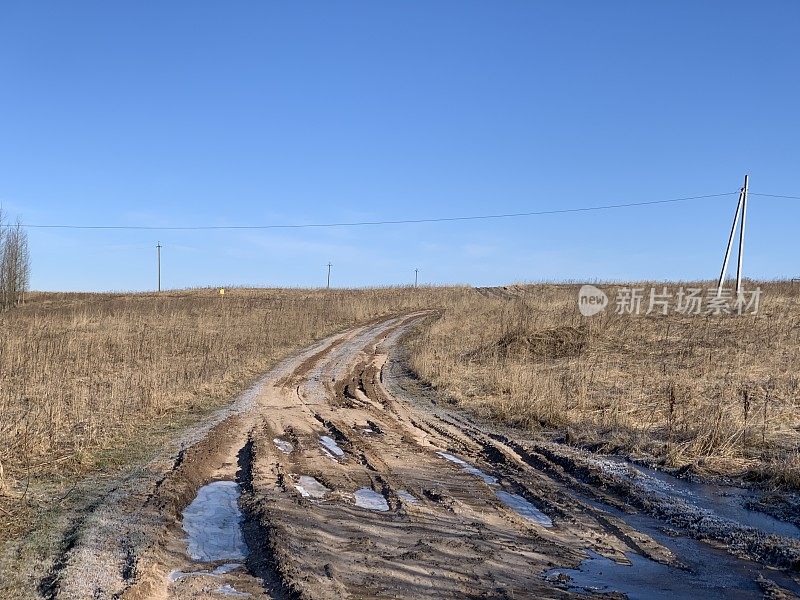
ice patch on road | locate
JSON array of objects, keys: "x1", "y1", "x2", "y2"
[
  {"x1": 217, "y1": 584, "x2": 250, "y2": 596},
  {"x1": 435, "y1": 451, "x2": 552, "y2": 527},
  {"x1": 436, "y1": 451, "x2": 498, "y2": 485},
  {"x1": 397, "y1": 490, "x2": 419, "y2": 504},
  {"x1": 273, "y1": 438, "x2": 294, "y2": 454},
  {"x1": 182, "y1": 481, "x2": 248, "y2": 562},
  {"x1": 169, "y1": 569, "x2": 209, "y2": 582},
  {"x1": 496, "y1": 490, "x2": 552, "y2": 527},
  {"x1": 168, "y1": 563, "x2": 243, "y2": 582},
  {"x1": 354, "y1": 488, "x2": 390, "y2": 511},
  {"x1": 213, "y1": 563, "x2": 243, "y2": 575},
  {"x1": 295, "y1": 476, "x2": 330, "y2": 499},
  {"x1": 320, "y1": 435, "x2": 345, "y2": 457}
]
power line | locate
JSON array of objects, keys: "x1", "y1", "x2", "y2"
[
  {"x1": 749, "y1": 193, "x2": 800, "y2": 200},
  {"x1": 0, "y1": 192, "x2": 741, "y2": 231}
]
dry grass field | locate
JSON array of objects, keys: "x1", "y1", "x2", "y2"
[
  {"x1": 0, "y1": 287, "x2": 468, "y2": 542},
  {"x1": 2, "y1": 281, "x2": 798, "y2": 560},
  {"x1": 406, "y1": 281, "x2": 800, "y2": 487}
]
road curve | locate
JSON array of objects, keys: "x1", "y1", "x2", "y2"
[{"x1": 50, "y1": 314, "x2": 800, "y2": 600}]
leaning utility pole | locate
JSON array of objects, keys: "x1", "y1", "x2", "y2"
[
  {"x1": 736, "y1": 174, "x2": 749, "y2": 295},
  {"x1": 157, "y1": 241, "x2": 162, "y2": 292},
  {"x1": 716, "y1": 175, "x2": 749, "y2": 297},
  {"x1": 326, "y1": 262, "x2": 332, "y2": 289},
  {"x1": 414, "y1": 268, "x2": 418, "y2": 288}
]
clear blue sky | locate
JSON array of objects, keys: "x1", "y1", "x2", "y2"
[{"x1": 1, "y1": 2, "x2": 798, "y2": 291}]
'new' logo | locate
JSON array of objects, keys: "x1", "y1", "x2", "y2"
[{"x1": 578, "y1": 285, "x2": 608, "y2": 317}]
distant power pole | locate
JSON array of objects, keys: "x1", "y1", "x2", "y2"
[
  {"x1": 156, "y1": 241, "x2": 162, "y2": 292},
  {"x1": 327, "y1": 262, "x2": 332, "y2": 289},
  {"x1": 414, "y1": 268, "x2": 419, "y2": 288},
  {"x1": 716, "y1": 175, "x2": 749, "y2": 296}
]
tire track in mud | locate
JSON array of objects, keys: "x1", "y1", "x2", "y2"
[
  {"x1": 45, "y1": 323, "x2": 378, "y2": 600},
  {"x1": 51, "y1": 314, "x2": 800, "y2": 599},
  {"x1": 236, "y1": 316, "x2": 669, "y2": 599}
]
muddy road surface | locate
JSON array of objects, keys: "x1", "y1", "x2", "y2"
[{"x1": 47, "y1": 315, "x2": 800, "y2": 599}]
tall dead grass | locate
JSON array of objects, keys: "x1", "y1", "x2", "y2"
[
  {"x1": 407, "y1": 282, "x2": 800, "y2": 486},
  {"x1": 0, "y1": 286, "x2": 466, "y2": 535}
]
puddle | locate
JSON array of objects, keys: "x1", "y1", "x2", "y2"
[
  {"x1": 615, "y1": 459, "x2": 800, "y2": 539},
  {"x1": 354, "y1": 487, "x2": 390, "y2": 511},
  {"x1": 182, "y1": 481, "x2": 248, "y2": 562},
  {"x1": 548, "y1": 549, "x2": 723, "y2": 599},
  {"x1": 437, "y1": 451, "x2": 498, "y2": 485},
  {"x1": 273, "y1": 438, "x2": 294, "y2": 454},
  {"x1": 558, "y1": 492, "x2": 800, "y2": 598},
  {"x1": 320, "y1": 435, "x2": 345, "y2": 457},
  {"x1": 397, "y1": 490, "x2": 419, "y2": 505},
  {"x1": 496, "y1": 490, "x2": 553, "y2": 527},
  {"x1": 295, "y1": 475, "x2": 330, "y2": 499},
  {"x1": 546, "y1": 546, "x2": 797, "y2": 600}
]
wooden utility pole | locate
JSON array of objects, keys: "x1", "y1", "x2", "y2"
[
  {"x1": 716, "y1": 175, "x2": 749, "y2": 297},
  {"x1": 327, "y1": 262, "x2": 332, "y2": 289},
  {"x1": 157, "y1": 242, "x2": 162, "y2": 292},
  {"x1": 414, "y1": 268, "x2": 418, "y2": 288},
  {"x1": 736, "y1": 174, "x2": 749, "y2": 295}
]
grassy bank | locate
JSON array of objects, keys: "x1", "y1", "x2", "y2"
[{"x1": 406, "y1": 282, "x2": 800, "y2": 486}]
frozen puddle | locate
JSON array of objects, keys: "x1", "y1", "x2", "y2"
[
  {"x1": 437, "y1": 451, "x2": 498, "y2": 485},
  {"x1": 218, "y1": 584, "x2": 249, "y2": 597},
  {"x1": 320, "y1": 435, "x2": 345, "y2": 457},
  {"x1": 273, "y1": 438, "x2": 294, "y2": 454},
  {"x1": 182, "y1": 481, "x2": 248, "y2": 562},
  {"x1": 169, "y1": 563, "x2": 243, "y2": 582},
  {"x1": 397, "y1": 490, "x2": 419, "y2": 505},
  {"x1": 295, "y1": 475, "x2": 330, "y2": 499},
  {"x1": 496, "y1": 490, "x2": 553, "y2": 527},
  {"x1": 354, "y1": 487, "x2": 389, "y2": 511}
]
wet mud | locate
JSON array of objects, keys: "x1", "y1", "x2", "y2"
[{"x1": 47, "y1": 314, "x2": 800, "y2": 599}]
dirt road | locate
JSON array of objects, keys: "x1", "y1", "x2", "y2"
[{"x1": 46, "y1": 315, "x2": 800, "y2": 599}]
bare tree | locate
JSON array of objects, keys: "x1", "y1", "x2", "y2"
[
  {"x1": 0, "y1": 207, "x2": 6, "y2": 308},
  {"x1": 0, "y1": 207, "x2": 5, "y2": 307},
  {"x1": 14, "y1": 219, "x2": 31, "y2": 305},
  {"x1": 0, "y1": 212, "x2": 31, "y2": 309}
]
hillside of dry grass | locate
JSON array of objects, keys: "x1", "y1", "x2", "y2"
[
  {"x1": 406, "y1": 282, "x2": 800, "y2": 487},
  {"x1": 0, "y1": 287, "x2": 467, "y2": 541}
]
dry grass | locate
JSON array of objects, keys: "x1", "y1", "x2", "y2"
[
  {"x1": 407, "y1": 281, "x2": 800, "y2": 486},
  {"x1": 0, "y1": 286, "x2": 467, "y2": 539},
  {"x1": 3, "y1": 280, "x2": 799, "y2": 550}
]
